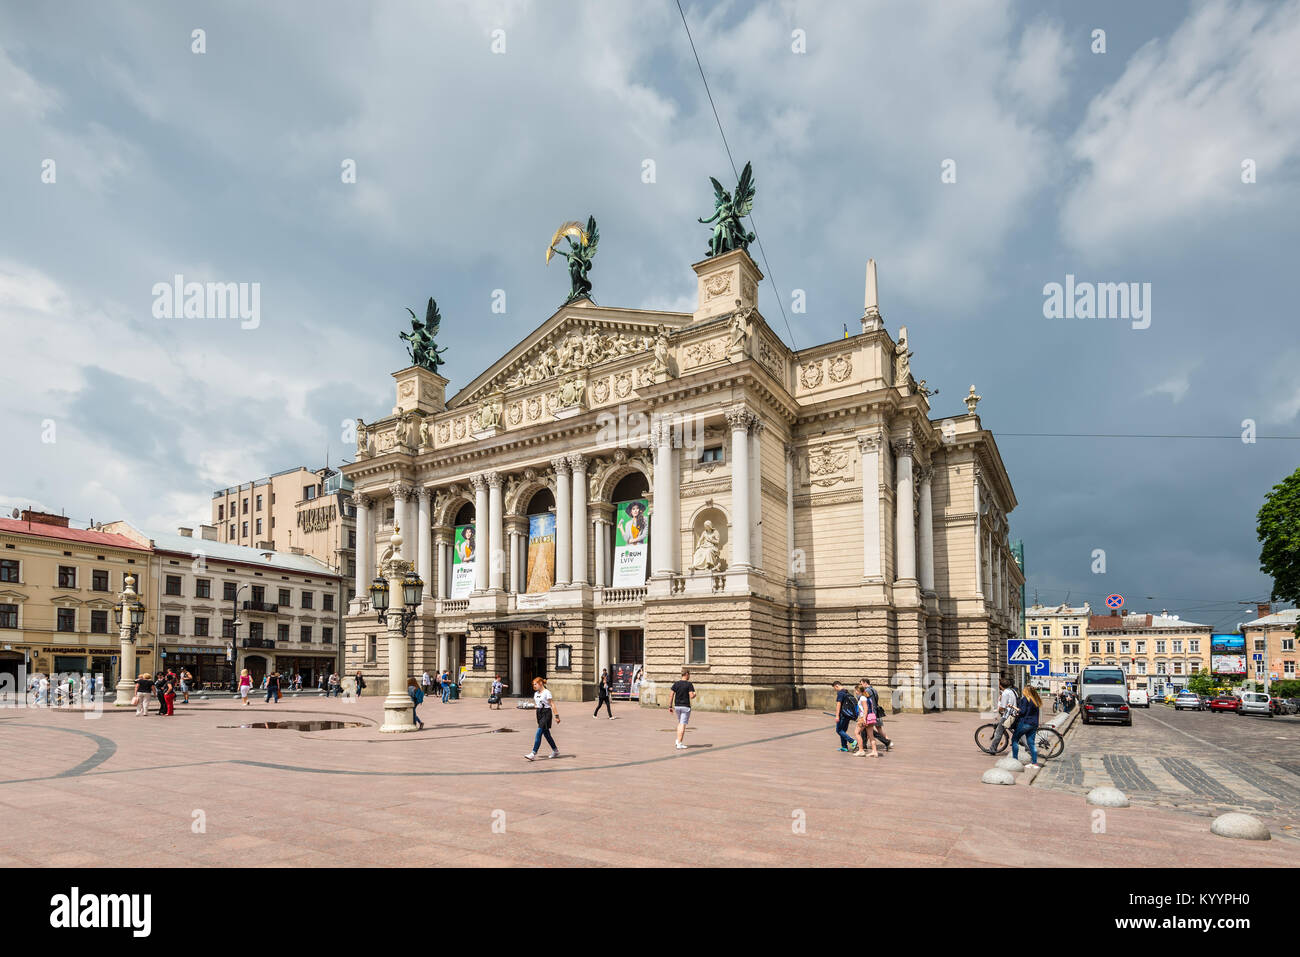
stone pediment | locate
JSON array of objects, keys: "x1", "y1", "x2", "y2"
[{"x1": 452, "y1": 308, "x2": 687, "y2": 408}]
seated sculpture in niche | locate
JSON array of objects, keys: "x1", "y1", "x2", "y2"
[{"x1": 690, "y1": 519, "x2": 727, "y2": 572}]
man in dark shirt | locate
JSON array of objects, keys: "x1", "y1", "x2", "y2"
[
  {"x1": 668, "y1": 669, "x2": 695, "y2": 750},
  {"x1": 831, "y1": 681, "x2": 858, "y2": 751}
]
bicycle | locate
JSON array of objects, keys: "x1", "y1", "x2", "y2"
[{"x1": 974, "y1": 721, "x2": 1065, "y2": 759}]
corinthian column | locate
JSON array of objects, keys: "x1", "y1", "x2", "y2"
[
  {"x1": 651, "y1": 424, "x2": 675, "y2": 577},
  {"x1": 488, "y1": 472, "x2": 504, "y2": 591},
  {"x1": 354, "y1": 493, "x2": 372, "y2": 599},
  {"x1": 569, "y1": 454, "x2": 588, "y2": 585},
  {"x1": 552, "y1": 457, "x2": 572, "y2": 585},
  {"x1": 471, "y1": 474, "x2": 489, "y2": 593},
  {"x1": 918, "y1": 466, "x2": 935, "y2": 594},
  {"x1": 892, "y1": 438, "x2": 917, "y2": 583},
  {"x1": 749, "y1": 419, "x2": 764, "y2": 568},
  {"x1": 857, "y1": 433, "x2": 883, "y2": 579},
  {"x1": 417, "y1": 488, "x2": 432, "y2": 598},
  {"x1": 727, "y1": 407, "x2": 754, "y2": 570}
]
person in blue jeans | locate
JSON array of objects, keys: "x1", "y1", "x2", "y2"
[
  {"x1": 1010, "y1": 684, "x2": 1042, "y2": 768},
  {"x1": 525, "y1": 677, "x2": 560, "y2": 761},
  {"x1": 441, "y1": 670, "x2": 452, "y2": 703},
  {"x1": 831, "y1": 681, "x2": 858, "y2": 751},
  {"x1": 406, "y1": 678, "x2": 425, "y2": 730}
]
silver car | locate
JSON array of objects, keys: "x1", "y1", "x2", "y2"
[
  {"x1": 1174, "y1": 690, "x2": 1204, "y2": 711},
  {"x1": 1239, "y1": 691, "x2": 1271, "y2": 717}
]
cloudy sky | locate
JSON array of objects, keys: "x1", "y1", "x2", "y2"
[{"x1": 2, "y1": 0, "x2": 1297, "y2": 631}]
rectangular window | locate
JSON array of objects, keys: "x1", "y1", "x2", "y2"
[
  {"x1": 249, "y1": 621, "x2": 264, "y2": 640},
  {"x1": 252, "y1": 585, "x2": 265, "y2": 604},
  {"x1": 1029, "y1": 625, "x2": 1038, "y2": 637},
  {"x1": 323, "y1": 627, "x2": 334, "y2": 644},
  {"x1": 0, "y1": 559, "x2": 18, "y2": 583},
  {"x1": 256, "y1": 494, "x2": 263, "y2": 511},
  {"x1": 229, "y1": 523, "x2": 235, "y2": 538},
  {"x1": 58, "y1": 565, "x2": 77, "y2": 588},
  {"x1": 367, "y1": 635, "x2": 377, "y2": 663},
  {"x1": 1042, "y1": 642, "x2": 1051, "y2": 655},
  {"x1": 218, "y1": 504, "x2": 224, "y2": 520},
  {"x1": 1072, "y1": 625, "x2": 1080, "y2": 637},
  {"x1": 348, "y1": 530, "x2": 356, "y2": 549},
  {"x1": 1172, "y1": 661, "x2": 1183, "y2": 675},
  {"x1": 1156, "y1": 640, "x2": 1166, "y2": 654},
  {"x1": 278, "y1": 624, "x2": 289, "y2": 642},
  {"x1": 255, "y1": 518, "x2": 263, "y2": 535},
  {"x1": 304, "y1": 485, "x2": 316, "y2": 501},
  {"x1": 223, "y1": 581, "x2": 237, "y2": 601},
  {"x1": 279, "y1": 588, "x2": 291, "y2": 605},
  {"x1": 699, "y1": 446, "x2": 724, "y2": 464},
  {"x1": 1136, "y1": 641, "x2": 1146, "y2": 654},
  {"x1": 1090, "y1": 641, "x2": 1100, "y2": 654},
  {"x1": 301, "y1": 626, "x2": 312, "y2": 643},
  {"x1": 242, "y1": 498, "x2": 249, "y2": 514},
  {"x1": 1136, "y1": 660, "x2": 1146, "y2": 675},
  {"x1": 196, "y1": 578, "x2": 211, "y2": 599},
  {"x1": 323, "y1": 593, "x2": 334, "y2": 612},
  {"x1": 1285, "y1": 661, "x2": 1296, "y2": 677},
  {"x1": 165, "y1": 575, "x2": 182, "y2": 596},
  {"x1": 1105, "y1": 641, "x2": 1115, "y2": 654},
  {"x1": 1040, "y1": 625, "x2": 1051, "y2": 637},
  {"x1": 0, "y1": 603, "x2": 16, "y2": 628},
  {"x1": 164, "y1": 615, "x2": 181, "y2": 635},
  {"x1": 241, "y1": 521, "x2": 248, "y2": 537},
  {"x1": 1120, "y1": 641, "x2": 1129, "y2": 654},
  {"x1": 91, "y1": 569, "x2": 109, "y2": 591},
  {"x1": 57, "y1": 608, "x2": 76, "y2": 632},
  {"x1": 1188, "y1": 639, "x2": 1199, "y2": 653},
  {"x1": 1254, "y1": 638, "x2": 1266, "y2": 651},
  {"x1": 1282, "y1": 638, "x2": 1295, "y2": 652},
  {"x1": 688, "y1": 623, "x2": 707, "y2": 664},
  {"x1": 90, "y1": 609, "x2": 108, "y2": 634},
  {"x1": 222, "y1": 619, "x2": 235, "y2": 639},
  {"x1": 301, "y1": 591, "x2": 313, "y2": 609},
  {"x1": 194, "y1": 617, "x2": 209, "y2": 637},
  {"x1": 1172, "y1": 640, "x2": 1183, "y2": 653}
]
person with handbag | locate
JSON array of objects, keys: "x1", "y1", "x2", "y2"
[
  {"x1": 860, "y1": 676, "x2": 893, "y2": 751},
  {"x1": 854, "y1": 683, "x2": 879, "y2": 757},
  {"x1": 238, "y1": 668, "x2": 253, "y2": 706},
  {"x1": 593, "y1": 668, "x2": 613, "y2": 719},
  {"x1": 993, "y1": 676, "x2": 1018, "y2": 752},
  {"x1": 134, "y1": 673, "x2": 153, "y2": 717},
  {"x1": 524, "y1": 677, "x2": 560, "y2": 761},
  {"x1": 354, "y1": 671, "x2": 366, "y2": 699},
  {"x1": 1010, "y1": 684, "x2": 1042, "y2": 768},
  {"x1": 406, "y1": 678, "x2": 425, "y2": 730},
  {"x1": 160, "y1": 673, "x2": 176, "y2": 716}
]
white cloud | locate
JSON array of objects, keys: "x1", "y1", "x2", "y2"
[
  {"x1": 1005, "y1": 19, "x2": 1075, "y2": 117},
  {"x1": 1060, "y1": 0, "x2": 1300, "y2": 258}
]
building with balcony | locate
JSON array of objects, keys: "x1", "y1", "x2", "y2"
[
  {"x1": 1087, "y1": 611, "x2": 1210, "y2": 696},
  {"x1": 102, "y1": 523, "x2": 343, "y2": 687},
  {"x1": 342, "y1": 250, "x2": 1023, "y2": 712},
  {"x1": 0, "y1": 510, "x2": 155, "y2": 690},
  {"x1": 1025, "y1": 602, "x2": 1091, "y2": 691}
]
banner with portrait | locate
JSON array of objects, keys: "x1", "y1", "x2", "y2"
[
  {"x1": 612, "y1": 499, "x2": 650, "y2": 587},
  {"x1": 526, "y1": 512, "x2": 556, "y2": 593},
  {"x1": 451, "y1": 523, "x2": 476, "y2": 599}
]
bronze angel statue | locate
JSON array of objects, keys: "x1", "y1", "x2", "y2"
[
  {"x1": 698, "y1": 161, "x2": 756, "y2": 258},
  {"x1": 547, "y1": 215, "x2": 599, "y2": 305},
  {"x1": 400, "y1": 297, "x2": 448, "y2": 373}
]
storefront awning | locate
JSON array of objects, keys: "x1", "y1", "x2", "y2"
[{"x1": 469, "y1": 617, "x2": 551, "y2": 632}]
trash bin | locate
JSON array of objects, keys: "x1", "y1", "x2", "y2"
[{"x1": 450, "y1": 683, "x2": 460, "y2": 700}]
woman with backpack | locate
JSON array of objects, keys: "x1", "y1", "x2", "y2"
[
  {"x1": 1010, "y1": 684, "x2": 1042, "y2": 769},
  {"x1": 831, "y1": 681, "x2": 858, "y2": 752},
  {"x1": 854, "y1": 682, "x2": 879, "y2": 758},
  {"x1": 406, "y1": 677, "x2": 425, "y2": 730}
]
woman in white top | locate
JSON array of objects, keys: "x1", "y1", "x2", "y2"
[
  {"x1": 525, "y1": 677, "x2": 560, "y2": 761},
  {"x1": 854, "y1": 683, "x2": 879, "y2": 758}
]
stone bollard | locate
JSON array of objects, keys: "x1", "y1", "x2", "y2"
[
  {"x1": 995, "y1": 757, "x2": 1025, "y2": 773},
  {"x1": 1086, "y1": 786, "x2": 1129, "y2": 808},
  {"x1": 1210, "y1": 813, "x2": 1270, "y2": 840},
  {"x1": 982, "y1": 768, "x2": 1016, "y2": 786}
]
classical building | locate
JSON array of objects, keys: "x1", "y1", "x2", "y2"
[
  {"x1": 210, "y1": 466, "x2": 357, "y2": 602},
  {"x1": 103, "y1": 522, "x2": 344, "y2": 687},
  {"x1": 1087, "y1": 611, "x2": 1210, "y2": 696},
  {"x1": 342, "y1": 250, "x2": 1022, "y2": 712},
  {"x1": 1241, "y1": 606, "x2": 1298, "y2": 686},
  {"x1": 0, "y1": 511, "x2": 155, "y2": 689},
  {"x1": 1025, "y1": 602, "x2": 1091, "y2": 692}
]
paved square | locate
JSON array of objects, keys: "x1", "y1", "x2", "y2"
[{"x1": 1, "y1": 695, "x2": 1295, "y2": 867}]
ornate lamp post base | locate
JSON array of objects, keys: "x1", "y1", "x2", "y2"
[
  {"x1": 380, "y1": 695, "x2": 417, "y2": 733},
  {"x1": 114, "y1": 678, "x2": 136, "y2": 708}
]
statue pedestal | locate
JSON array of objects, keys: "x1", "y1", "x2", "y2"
[
  {"x1": 393, "y1": 366, "x2": 448, "y2": 415},
  {"x1": 691, "y1": 248, "x2": 763, "y2": 323}
]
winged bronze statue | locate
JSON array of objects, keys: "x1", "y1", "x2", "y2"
[
  {"x1": 400, "y1": 297, "x2": 448, "y2": 373},
  {"x1": 547, "y1": 214, "x2": 599, "y2": 305},
  {"x1": 698, "y1": 161, "x2": 756, "y2": 258}
]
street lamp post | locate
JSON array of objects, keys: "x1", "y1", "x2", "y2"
[
  {"x1": 228, "y1": 584, "x2": 248, "y2": 693},
  {"x1": 369, "y1": 525, "x2": 423, "y2": 733},
  {"x1": 113, "y1": 574, "x2": 146, "y2": 707}
]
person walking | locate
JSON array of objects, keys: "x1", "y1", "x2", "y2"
[
  {"x1": 524, "y1": 677, "x2": 560, "y2": 761},
  {"x1": 593, "y1": 669, "x2": 613, "y2": 719},
  {"x1": 1011, "y1": 684, "x2": 1042, "y2": 769},
  {"x1": 669, "y1": 669, "x2": 695, "y2": 750},
  {"x1": 329, "y1": 672, "x2": 341, "y2": 698},
  {"x1": 155, "y1": 672, "x2": 169, "y2": 715},
  {"x1": 265, "y1": 670, "x2": 281, "y2": 704},
  {"x1": 854, "y1": 683, "x2": 879, "y2": 758},
  {"x1": 407, "y1": 678, "x2": 425, "y2": 730},
  {"x1": 489, "y1": 674, "x2": 507, "y2": 710},
  {"x1": 831, "y1": 681, "x2": 859, "y2": 752},
  {"x1": 180, "y1": 668, "x2": 193, "y2": 704},
  {"x1": 421, "y1": 670, "x2": 432, "y2": 700},
  {"x1": 354, "y1": 671, "x2": 366, "y2": 699},
  {"x1": 440, "y1": 670, "x2": 452, "y2": 704},
  {"x1": 861, "y1": 676, "x2": 893, "y2": 751},
  {"x1": 161, "y1": 673, "x2": 177, "y2": 716},
  {"x1": 238, "y1": 668, "x2": 253, "y2": 706},
  {"x1": 134, "y1": 673, "x2": 153, "y2": 716}
]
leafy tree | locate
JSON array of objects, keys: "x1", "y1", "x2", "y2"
[
  {"x1": 1186, "y1": 670, "x2": 1217, "y2": 696},
  {"x1": 1257, "y1": 467, "x2": 1300, "y2": 635},
  {"x1": 1270, "y1": 678, "x2": 1300, "y2": 698}
]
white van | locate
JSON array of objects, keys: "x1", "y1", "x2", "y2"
[
  {"x1": 1239, "y1": 691, "x2": 1272, "y2": 717},
  {"x1": 1128, "y1": 688, "x2": 1149, "y2": 707},
  {"x1": 1079, "y1": 666, "x2": 1127, "y2": 702}
]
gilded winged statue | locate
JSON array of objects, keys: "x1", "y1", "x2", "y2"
[
  {"x1": 698, "y1": 161, "x2": 756, "y2": 258},
  {"x1": 400, "y1": 297, "x2": 448, "y2": 373},
  {"x1": 547, "y1": 215, "x2": 600, "y2": 305}
]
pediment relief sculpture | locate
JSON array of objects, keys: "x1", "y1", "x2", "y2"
[{"x1": 492, "y1": 326, "x2": 656, "y2": 396}]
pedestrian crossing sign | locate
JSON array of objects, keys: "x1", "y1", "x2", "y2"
[{"x1": 1007, "y1": 639, "x2": 1038, "y2": 663}]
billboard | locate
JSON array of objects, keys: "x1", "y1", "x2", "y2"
[
  {"x1": 1210, "y1": 634, "x2": 1246, "y2": 675},
  {"x1": 525, "y1": 512, "x2": 556, "y2": 593},
  {"x1": 612, "y1": 499, "x2": 650, "y2": 587},
  {"x1": 451, "y1": 524, "x2": 477, "y2": 599}
]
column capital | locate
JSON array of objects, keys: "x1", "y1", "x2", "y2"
[
  {"x1": 856, "y1": 431, "x2": 885, "y2": 454},
  {"x1": 750, "y1": 418, "x2": 766, "y2": 436},
  {"x1": 469, "y1": 473, "x2": 488, "y2": 492},
  {"x1": 417, "y1": 486, "x2": 434, "y2": 503},
  {"x1": 725, "y1": 406, "x2": 756, "y2": 432},
  {"x1": 567, "y1": 453, "x2": 589, "y2": 473},
  {"x1": 891, "y1": 437, "x2": 916, "y2": 458},
  {"x1": 390, "y1": 483, "x2": 413, "y2": 501},
  {"x1": 919, "y1": 464, "x2": 934, "y2": 484},
  {"x1": 486, "y1": 471, "x2": 504, "y2": 490},
  {"x1": 354, "y1": 492, "x2": 373, "y2": 509},
  {"x1": 550, "y1": 456, "x2": 571, "y2": 476}
]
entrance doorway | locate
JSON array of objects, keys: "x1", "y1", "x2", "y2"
[
  {"x1": 0, "y1": 653, "x2": 22, "y2": 704},
  {"x1": 617, "y1": 628, "x2": 644, "y2": 665},
  {"x1": 522, "y1": 631, "x2": 547, "y2": 694},
  {"x1": 244, "y1": 655, "x2": 268, "y2": 685}
]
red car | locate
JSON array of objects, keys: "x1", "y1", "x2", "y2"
[{"x1": 1209, "y1": 695, "x2": 1241, "y2": 713}]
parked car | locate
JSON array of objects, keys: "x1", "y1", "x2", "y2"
[
  {"x1": 1083, "y1": 693, "x2": 1132, "y2": 726},
  {"x1": 1164, "y1": 693, "x2": 1178, "y2": 704},
  {"x1": 1128, "y1": 688, "x2": 1150, "y2": 707},
  {"x1": 1239, "y1": 691, "x2": 1272, "y2": 717},
  {"x1": 1208, "y1": 694, "x2": 1241, "y2": 713},
  {"x1": 1287, "y1": 698, "x2": 1300, "y2": 714},
  {"x1": 1174, "y1": 690, "x2": 1205, "y2": 711},
  {"x1": 1270, "y1": 697, "x2": 1295, "y2": 715}
]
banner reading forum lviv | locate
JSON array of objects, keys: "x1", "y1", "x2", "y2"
[
  {"x1": 526, "y1": 512, "x2": 556, "y2": 593},
  {"x1": 451, "y1": 524, "x2": 476, "y2": 599},
  {"x1": 612, "y1": 499, "x2": 649, "y2": 587}
]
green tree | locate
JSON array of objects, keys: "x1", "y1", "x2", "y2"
[
  {"x1": 1186, "y1": 669, "x2": 1217, "y2": 696},
  {"x1": 1257, "y1": 467, "x2": 1300, "y2": 635}
]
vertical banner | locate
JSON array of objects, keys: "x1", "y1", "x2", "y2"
[
  {"x1": 526, "y1": 512, "x2": 556, "y2": 593},
  {"x1": 451, "y1": 523, "x2": 477, "y2": 599},
  {"x1": 612, "y1": 499, "x2": 649, "y2": 587}
]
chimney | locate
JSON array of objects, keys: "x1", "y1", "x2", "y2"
[
  {"x1": 177, "y1": 527, "x2": 193, "y2": 537},
  {"x1": 290, "y1": 547, "x2": 305, "y2": 556},
  {"x1": 1257, "y1": 602, "x2": 1272, "y2": 619},
  {"x1": 20, "y1": 509, "x2": 69, "y2": 528},
  {"x1": 256, "y1": 540, "x2": 275, "y2": 551},
  {"x1": 199, "y1": 524, "x2": 218, "y2": 541}
]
